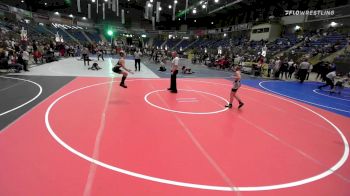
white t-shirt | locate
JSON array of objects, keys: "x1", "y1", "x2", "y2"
[
  {"x1": 22, "y1": 51, "x2": 29, "y2": 61},
  {"x1": 172, "y1": 57, "x2": 179, "y2": 70},
  {"x1": 134, "y1": 51, "x2": 142, "y2": 59},
  {"x1": 326, "y1": 71, "x2": 336, "y2": 80},
  {"x1": 299, "y1": 61, "x2": 310, "y2": 70}
]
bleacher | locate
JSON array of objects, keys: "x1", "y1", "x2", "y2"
[
  {"x1": 69, "y1": 30, "x2": 88, "y2": 43},
  {"x1": 176, "y1": 39, "x2": 191, "y2": 49},
  {"x1": 152, "y1": 39, "x2": 164, "y2": 47},
  {"x1": 295, "y1": 32, "x2": 347, "y2": 54},
  {"x1": 164, "y1": 39, "x2": 180, "y2": 49},
  {"x1": 85, "y1": 31, "x2": 101, "y2": 43}
]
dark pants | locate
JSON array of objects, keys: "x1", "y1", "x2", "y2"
[
  {"x1": 288, "y1": 71, "x2": 294, "y2": 79},
  {"x1": 316, "y1": 72, "x2": 322, "y2": 80},
  {"x1": 135, "y1": 59, "x2": 141, "y2": 71},
  {"x1": 274, "y1": 70, "x2": 280, "y2": 78},
  {"x1": 319, "y1": 78, "x2": 334, "y2": 89},
  {"x1": 170, "y1": 70, "x2": 178, "y2": 91},
  {"x1": 298, "y1": 69, "x2": 308, "y2": 83},
  {"x1": 281, "y1": 71, "x2": 288, "y2": 79},
  {"x1": 23, "y1": 60, "x2": 28, "y2": 71},
  {"x1": 98, "y1": 53, "x2": 104, "y2": 61},
  {"x1": 83, "y1": 54, "x2": 89, "y2": 65},
  {"x1": 306, "y1": 72, "x2": 310, "y2": 80}
]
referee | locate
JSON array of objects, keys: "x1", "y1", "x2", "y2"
[
  {"x1": 168, "y1": 51, "x2": 179, "y2": 93},
  {"x1": 298, "y1": 58, "x2": 311, "y2": 83},
  {"x1": 134, "y1": 48, "x2": 142, "y2": 71}
]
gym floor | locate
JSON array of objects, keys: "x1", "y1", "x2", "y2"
[{"x1": 0, "y1": 57, "x2": 349, "y2": 196}]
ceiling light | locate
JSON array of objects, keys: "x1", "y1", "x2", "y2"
[
  {"x1": 330, "y1": 21, "x2": 337, "y2": 27},
  {"x1": 168, "y1": 5, "x2": 172, "y2": 9}
]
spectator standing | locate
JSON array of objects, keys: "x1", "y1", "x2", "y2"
[
  {"x1": 273, "y1": 57, "x2": 281, "y2": 79},
  {"x1": 22, "y1": 50, "x2": 30, "y2": 71},
  {"x1": 268, "y1": 59, "x2": 275, "y2": 77},
  {"x1": 306, "y1": 63, "x2": 313, "y2": 80}
]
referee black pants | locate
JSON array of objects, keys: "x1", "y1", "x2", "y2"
[
  {"x1": 170, "y1": 70, "x2": 178, "y2": 91},
  {"x1": 298, "y1": 69, "x2": 308, "y2": 83},
  {"x1": 135, "y1": 59, "x2": 141, "y2": 71}
]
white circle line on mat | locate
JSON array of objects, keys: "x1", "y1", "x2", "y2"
[
  {"x1": 144, "y1": 89, "x2": 229, "y2": 114},
  {"x1": 45, "y1": 79, "x2": 349, "y2": 192},
  {"x1": 312, "y1": 89, "x2": 350, "y2": 102},
  {"x1": 258, "y1": 81, "x2": 350, "y2": 113},
  {"x1": 0, "y1": 76, "x2": 42, "y2": 116}
]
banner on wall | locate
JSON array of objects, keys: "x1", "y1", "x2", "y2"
[
  {"x1": 193, "y1": 30, "x2": 206, "y2": 36},
  {"x1": 112, "y1": 0, "x2": 116, "y2": 12},
  {"x1": 172, "y1": 1, "x2": 176, "y2": 21},
  {"x1": 307, "y1": 5, "x2": 350, "y2": 21},
  {"x1": 33, "y1": 13, "x2": 49, "y2": 23},
  {"x1": 144, "y1": 1, "x2": 149, "y2": 19},
  {"x1": 10, "y1": 7, "x2": 32, "y2": 18},
  {"x1": 152, "y1": 16, "x2": 155, "y2": 30},
  {"x1": 50, "y1": 17, "x2": 73, "y2": 25},
  {"x1": 96, "y1": 0, "x2": 99, "y2": 14},
  {"x1": 207, "y1": 23, "x2": 252, "y2": 34},
  {"x1": 88, "y1": 3, "x2": 91, "y2": 19},
  {"x1": 232, "y1": 23, "x2": 252, "y2": 31},
  {"x1": 77, "y1": 0, "x2": 81, "y2": 12},
  {"x1": 77, "y1": 21, "x2": 93, "y2": 27},
  {"x1": 156, "y1": 2, "x2": 160, "y2": 22},
  {"x1": 108, "y1": 0, "x2": 111, "y2": 9},
  {"x1": 103, "y1": 3, "x2": 105, "y2": 20},
  {"x1": 121, "y1": 9, "x2": 125, "y2": 24},
  {"x1": 116, "y1": 0, "x2": 119, "y2": 16}
]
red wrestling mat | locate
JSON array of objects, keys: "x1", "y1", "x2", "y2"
[{"x1": 0, "y1": 77, "x2": 349, "y2": 196}]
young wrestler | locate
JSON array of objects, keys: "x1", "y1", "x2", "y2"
[
  {"x1": 225, "y1": 66, "x2": 244, "y2": 109},
  {"x1": 112, "y1": 51, "x2": 133, "y2": 88}
]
